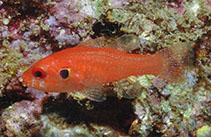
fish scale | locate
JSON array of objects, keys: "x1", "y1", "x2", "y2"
[{"x1": 22, "y1": 40, "x2": 193, "y2": 101}]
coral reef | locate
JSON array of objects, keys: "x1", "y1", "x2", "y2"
[
  {"x1": 0, "y1": 100, "x2": 42, "y2": 136},
  {"x1": 41, "y1": 114, "x2": 93, "y2": 137},
  {"x1": 197, "y1": 125, "x2": 211, "y2": 137},
  {"x1": 0, "y1": 0, "x2": 210, "y2": 136},
  {"x1": 107, "y1": 0, "x2": 210, "y2": 53},
  {"x1": 40, "y1": 96, "x2": 132, "y2": 137}
]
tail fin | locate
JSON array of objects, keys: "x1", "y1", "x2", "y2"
[{"x1": 157, "y1": 42, "x2": 194, "y2": 82}]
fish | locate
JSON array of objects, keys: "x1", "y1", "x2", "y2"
[{"x1": 22, "y1": 35, "x2": 193, "y2": 101}]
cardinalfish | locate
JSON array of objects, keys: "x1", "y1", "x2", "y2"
[{"x1": 22, "y1": 34, "x2": 193, "y2": 101}]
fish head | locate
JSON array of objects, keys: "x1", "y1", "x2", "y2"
[{"x1": 22, "y1": 57, "x2": 72, "y2": 92}]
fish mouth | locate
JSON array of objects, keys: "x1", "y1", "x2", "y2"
[
  {"x1": 22, "y1": 77, "x2": 29, "y2": 87},
  {"x1": 21, "y1": 72, "x2": 31, "y2": 87}
]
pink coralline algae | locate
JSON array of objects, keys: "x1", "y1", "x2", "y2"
[
  {"x1": 0, "y1": 100, "x2": 42, "y2": 137},
  {"x1": 109, "y1": 0, "x2": 130, "y2": 8},
  {"x1": 47, "y1": 0, "x2": 96, "y2": 47},
  {"x1": 206, "y1": 0, "x2": 211, "y2": 10},
  {"x1": 51, "y1": 0, "x2": 85, "y2": 24},
  {"x1": 167, "y1": 0, "x2": 185, "y2": 16},
  {"x1": 0, "y1": 0, "x2": 210, "y2": 136}
]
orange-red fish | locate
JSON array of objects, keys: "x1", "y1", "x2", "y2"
[{"x1": 22, "y1": 38, "x2": 192, "y2": 100}]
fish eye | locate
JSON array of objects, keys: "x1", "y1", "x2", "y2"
[
  {"x1": 32, "y1": 68, "x2": 46, "y2": 79},
  {"x1": 60, "y1": 68, "x2": 71, "y2": 79}
]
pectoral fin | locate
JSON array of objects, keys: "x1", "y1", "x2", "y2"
[{"x1": 80, "y1": 86, "x2": 107, "y2": 102}]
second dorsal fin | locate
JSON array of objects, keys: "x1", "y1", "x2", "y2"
[{"x1": 77, "y1": 34, "x2": 140, "y2": 53}]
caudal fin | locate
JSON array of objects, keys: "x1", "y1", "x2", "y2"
[{"x1": 157, "y1": 42, "x2": 194, "y2": 82}]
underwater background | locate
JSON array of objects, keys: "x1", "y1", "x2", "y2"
[{"x1": 0, "y1": 0, "x2": 210, "y2": 136}]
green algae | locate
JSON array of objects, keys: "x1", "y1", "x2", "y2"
[
  {"x1": 0, "y1": 0, "x2": 210, "y2": 136},
  {"x1": 104, "y1": 2, "x2": 211, "y2": 134},
  {"x1": 107, "y1": 0, "x2": 210, "y2": 49},
  {"x1": 0, "y1": 0, "x2": 49, "y2": 95},
  {"x1": 0, "y1": 42, "x2": 23, "y2": 95},
  {"x1": 92, "y1": 0, "x2": 108, "y2": 19},
  {"x1": 197, "y1": 125, "x2": 211, "y2": 137},
  {"x1": 41, "y1": 114, "x2": 93, "y2": 137},
  {"x1": 130, "y1": 73, "x2": 210, "y2": 136},
  {"x1": 0, "y1": 39, "x2": 42, "y2": 95}
]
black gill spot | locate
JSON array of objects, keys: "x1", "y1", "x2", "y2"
[{"x1": 60, "y1": 69, "x2": 69, "y2": 79}]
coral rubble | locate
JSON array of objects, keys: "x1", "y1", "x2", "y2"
[{"x1": 0, "y1": 0, "x2": 210, "y2": 136}]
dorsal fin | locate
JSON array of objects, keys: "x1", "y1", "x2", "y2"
[
  {"x1": 107, "y1": 34, "x2": 140, "y2": 52},
  {"x1": 77, "y1": 34, "x2": 140, "y2": 53},
  {"x1": 77, "y1": 37, "x2": 106, "y2": 48}
]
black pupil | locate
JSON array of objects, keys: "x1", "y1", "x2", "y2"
[
  {"x1": 60, "y1": 69, "x2": 69, "y2": 79},
  {"x1": 35, "y1": 71, "x2": 43, "y2": 78}
]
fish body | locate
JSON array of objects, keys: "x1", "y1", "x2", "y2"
[
  {"x1": 22, "y1": 39, "x2": 192, "y2": 95},
  {"x1": 22, "y1": 47, "x2": 164, "y2": 92}
]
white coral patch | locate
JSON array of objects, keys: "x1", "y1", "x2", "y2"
[{"x1": 191, "y1": 2, "x2": 200, "y2": 16}]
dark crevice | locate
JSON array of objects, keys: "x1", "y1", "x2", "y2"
[
  {"x1": 148, "y1": 126, "x2": 162, "y2": 137},
  {"x1": 42, "y1": 96, "x2": 136, "y2": 134},
  {"x1": 92, "y1": 21, "x2": 123, "y2": 38},
  {"x1": 0, "y1": 89, "x2": 34, "y2": 110}
]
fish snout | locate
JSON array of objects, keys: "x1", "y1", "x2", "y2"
[{"x1": 21, "y1": 71, "x2": 31, "y2": 87}]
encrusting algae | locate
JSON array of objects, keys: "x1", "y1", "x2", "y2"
[{"x1": 0, "y1": 0, "x2": 210, "y2": 136}]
